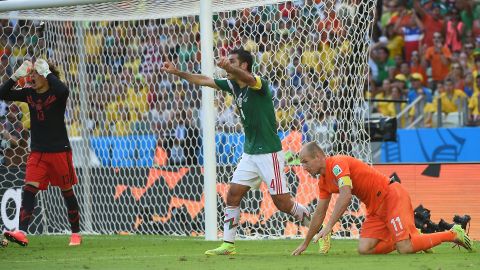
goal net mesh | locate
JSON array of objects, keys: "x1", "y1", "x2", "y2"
[{"x1": 0, "y1": 0, "x2": 374, "y2": 238}]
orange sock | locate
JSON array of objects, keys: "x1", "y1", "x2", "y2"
[
  {"x1": 373, "y1": 239, "x2": 396, "y2": 254},
  {"x1": 410, "y1": 231, "x2": 455, "y2": 252}
]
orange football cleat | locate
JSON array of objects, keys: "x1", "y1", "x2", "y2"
[
  {"x1": 69, "y1": 233, "x2": 82, "y2": 246},
  {"x1": 4, "y1": 230, "x2": 28, "y2": 246}
]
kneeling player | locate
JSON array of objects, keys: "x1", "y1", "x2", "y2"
[{"x1": 292, "y1": 142, "x2": 472, "y2": 255}]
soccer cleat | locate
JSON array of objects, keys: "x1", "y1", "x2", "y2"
[
  {"x1": 318, "y1": 230, "x2": 331, "y2": 254},
  {"x1": 3, "y1": 230, "x2": 28, "y2": 247},
  {"x1": 204, "y1": 242, "x2": 236, "y2": 255},
  {"x1": 69, "y1": 233, "x2": 82, "y2": 246},
  {"x1": 451, "y1": 224, "x2": 473, "y2": 252}
]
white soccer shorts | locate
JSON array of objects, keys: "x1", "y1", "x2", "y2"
[{"x1": 231, "y1": 150, "x2": 289, "y2": 195}]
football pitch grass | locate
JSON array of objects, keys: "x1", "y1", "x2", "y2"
[{"x1": 1, "y1": 236, "x2": 478, "y2": 270}]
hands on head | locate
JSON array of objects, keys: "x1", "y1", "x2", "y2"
[
  {"x1": 34, "y1": 59, "x2": 51, "y2": 77},
  {"x1": 11, "y1": 58, "x2": 51, "y2": 82},
  {"x1": 11, "y1": 60, "x2": 32, "y2": 82}
]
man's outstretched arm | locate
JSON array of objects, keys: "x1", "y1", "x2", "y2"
[{"x1": 160, "y1": 60, "x2": 219, "y2": 90}]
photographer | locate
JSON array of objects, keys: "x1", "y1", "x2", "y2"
[{"x1": 414, "y1": 204, "x2": 471, "y2": 234}]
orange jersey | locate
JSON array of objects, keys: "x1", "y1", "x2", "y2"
[{"x1": 318, "y1": 155, "x2": 390, "y2": 213}]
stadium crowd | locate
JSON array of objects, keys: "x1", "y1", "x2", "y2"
[{"x1": 1, "y1": 0, "x2": 480, "y2": 166}]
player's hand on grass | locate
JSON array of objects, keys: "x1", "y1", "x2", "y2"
[
  {"x1": 292, "y1": 242, "x2": 308, "y2": 256},
  {"x1": 160, "y1": 60, "x2": 179, "y2": 75},
  {"x1": 313, "y1": 225, "x2": 332, "y2": 243},
  {"x1": 217, "y1": 57, "x2": 232, "y2": 71},
  {"x1": 11, "y1": 60, "x2": 33, "y2": 82},
  {"x1": 34, "y1": 59, "x2": 52, "y2": 77}
]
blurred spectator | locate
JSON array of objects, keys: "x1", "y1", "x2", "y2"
[
  {"x1": 111, "y1": 103, "x2": 133, "y2": 136},
  {"x1": 127, "y1": 74, "x2": 149, "y2": 117},
  {"x1": 162, "y1": 110, "x2": 199, "y2": 166},
  {"x1": 433, "y1": 78, "x2": 468, "y2": 113},
  {"x1": 169, "y1": 138, "x2": 186, "y2": 165},
  {"x1": 458, "y1": 51, "x2": 472, "y2": 72},
  {"x1": 0, "y1": 104, "x2": 28, "y2": 166},
  {"x1": 394, "y1": 12, "x2": 423, "y2": 62},
  {"x1": 276, "y1": 98, "x2": 295, "y2": 131},
  {"x1": 425, "y1": 32, "x2": 452, "y2": 86},
  {"x1": 385, "y1": 86, "x2": 405, "y2": 118},
  {"x1": 385, "y1": 24, "x2": 404, "y2": 59},
  {"x1": 472, "y1": 50, "x2": 480, "y2": 92},
  {"x1": 393, "y1": 73, "x2": 408, "y2": 94},
  {"x1": 445, "y1": 9, "x2": 464, "y2": 54},
  {"x1": 412, "y1": 87, "x2": 436, "y2": 128},
  {"x1": 0, "y1": 55, "x2": 12, "y2": 76},
  {"x1": 216, "y1": 96, "x2": 242, "y2": 133},
  {"x1": 448, "y1": 62, "x2": 465, "y2": 90},
  {"x1": 148, "y1": 98, "x2": 172, "y2": 133},
  {"x1": 388, "y1": 1, "x2": 412, "y2": 28},
  {"x1": 371, "y1": 44, "x2": 395, "y2": 84},
  {"x1": 131, "y1": 111, "x2": 151, "y2": 135},
  {"x1": 376, "y1": 79, "x2": 392, "y2": 115},
  {"x1": 468, "y1": 91, "x2": 480, "y2": 125},
  {"x1": 408, "y1": 73, "x2": 432, "y2": 104},
  {"x1": 305, "y1": 104, "x2": 335, "y2": 153},
  {"x1": 463, "y1": 73, "x2": 474, "y2": 98},
  {"x1": 399, "y1": 62, "x2": 411, "y2": 82},
  {"x1": 463, "y1": 42, "x2": 475, "y2": 66},
  {"x1": 473, "y1": 12, "x2": 480, "y2": 38},
  {"x1": 409, "y1": 50, "x2": 427, "y2": 84},
  {"x1": 455, "y1": 0, "x2": 474, "y2": 37},
  {"x1": 413, "y1": 0, "x2": 444, "y2": 48}
]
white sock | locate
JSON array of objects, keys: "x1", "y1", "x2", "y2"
[
  {"x1": 223, "y1": 206, "x2": 240, "y2": 243},
  {"x1": 290, "y1": 202, "x2": 311, "y2": 226}
]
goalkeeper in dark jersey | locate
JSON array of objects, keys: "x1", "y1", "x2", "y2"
[
  {"x1": 0, "y1": 59, "x2": 81, "y2": 246},
  {"x1": 162, "y1": 48, "x2": 311, "y2": 255}
]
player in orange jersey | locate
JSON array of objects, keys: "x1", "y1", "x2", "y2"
[{"x1": 291, "y1": 142, "x2": 473, "y2": 255}]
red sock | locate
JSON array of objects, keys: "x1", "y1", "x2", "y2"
[
  {"x1": 410, "y1": 231, "x2": 455, "y2": 252},
  {"x1": 373, "y1": 239, "x2": 396, "y2": 254}
]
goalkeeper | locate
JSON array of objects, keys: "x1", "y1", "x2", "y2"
[
  {"x1": 162, "y1": 48, "x2": 311, "y2": 255},
  {"x1": 292, "y1": 142, "x2": 473, "y2": 255},
  {"x1": 0, "y1": 59, "x2": 81, "y2": 246}
]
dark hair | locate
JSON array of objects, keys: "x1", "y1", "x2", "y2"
[
  {"x1": 230, "y1": 47, "x2": 254, "y2": 72},
  {"x1": 444, "y1": 78, "x2": 453, "y2": 84},
  {"x1": 378, "y1": 46, "x2": 390, "y2": 56}
]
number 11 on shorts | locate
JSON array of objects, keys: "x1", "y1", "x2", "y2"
[{"x1": 390, "y1": 216, "x2": 403, "y2": 232}]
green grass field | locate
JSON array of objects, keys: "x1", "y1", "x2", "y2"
[{"x1": 1, "y1": 236, "x2": 478, "y2": 270}]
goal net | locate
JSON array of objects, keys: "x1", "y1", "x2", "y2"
[{"x1": 0, "y1": 0, "x2": 374, "y2": 238}]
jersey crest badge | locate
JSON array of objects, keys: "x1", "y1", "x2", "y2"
[{"x1": 332, "y1": 165, "x2": 342, "y2": 177}]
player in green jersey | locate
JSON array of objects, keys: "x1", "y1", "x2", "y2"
[{"x1": 162, "y1": 48, "x2": 311, "y2": 255}]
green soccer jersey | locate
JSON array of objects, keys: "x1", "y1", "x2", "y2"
[{"x1": 214, "y1": 76, "x2": 282, "y2": 154}]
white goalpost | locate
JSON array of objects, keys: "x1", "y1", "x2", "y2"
[{"x1": 0, "y1": 0, "x2": 375, "y2": 240}]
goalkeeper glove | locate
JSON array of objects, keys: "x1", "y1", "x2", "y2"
[
  {"x1": 11, "y1": 60, "x2": 33, "y2": 82},
  {"x1": 34, "y1": 59, "x2": 51, "y2": 78}
]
